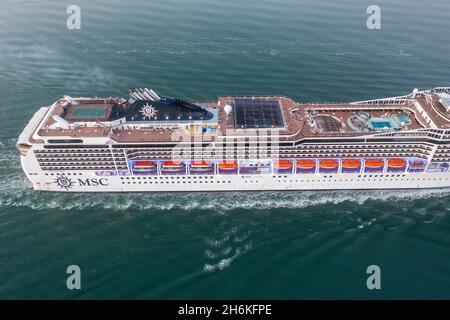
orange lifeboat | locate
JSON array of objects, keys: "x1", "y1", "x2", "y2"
[
  {"x1": 191, "y1": 160, "x2": 212, "y2": 168},
  {"x1": 318, "y1": 159, "x2": 339, "y2": 173},
  {"x1": 134, "y1": 160, "x2": 156, "y2": 168},
  {"x1": 364, "y1": 158, "x2": 384, "y2": 172},
  {"x1": 218, "y1": 161, "x2": 238, "y2": 170},
  {"x1": 342, "y1": 159, "x2": 361, "y2": 169},
  {"x1": 365, "y1": 159, "x2": 384, "y2": 168},
  {"x1": 132, "y1": 160, "x2": 157, "y2": 174},
  {"x1": 342, "y1": 159, "x2": 361, "y2": 173},
  {"x1": 408, "y1": 159, "x2": 427, "y2": 172},
  {"x1": 319, "y1": 159, "x2": 339, "y2": 169},
  {"x1": 274, "y1": 160, "x2": 293, "y2": 174},
  {"x1": 412, "y1": 160, "x2": 426, "y2": 167},
  {"x1": 162, "y1": 160, "x2": 184, "y2": 169},
  {"x1": 190, "y1": 160, "x2": 213, "y2": 173},
  {"x1": 296, "y1": 159, "x2": 316, "y2": 170},
  {"x1": 387, "y1": 158, "x2": 407, "y2": 168},
  {"x1": 274, "y1": 160, "x2": 293, "y2": 169}
]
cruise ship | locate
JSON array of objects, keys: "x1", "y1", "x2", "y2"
[{"x1": 17, "y1": 87, "x2": 450, "y2": 192}]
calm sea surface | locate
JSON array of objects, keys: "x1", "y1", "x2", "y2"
[{"x1": 0, "y1": 0, "x2": 449, "y2": 299}]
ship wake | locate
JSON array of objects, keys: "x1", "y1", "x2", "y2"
[{"x1": 1, "y1": 177, "x2": 450, "y2": 213}]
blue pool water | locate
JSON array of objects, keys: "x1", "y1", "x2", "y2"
[
  {"x1": 371, "y1": 120, "x2": 393, "y2": 129},
  {"x1": 395, "y1": 114, "x2": 412, "y2": 124},
  {"x1": 71, "y1": 107, "x2": 107, "y2": 118}
]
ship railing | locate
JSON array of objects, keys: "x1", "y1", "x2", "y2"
[
  {"x1": 352, "y1": 88, "x2": 450, "y2": 105},
  {"x1": 220, "y1": 95, "x2": 299, "y2": 106},
  {"x1": 351, "y1": 97, "x2": 414, "y2": 105},
  {"x1": 430, "y1": 87, "x2": 450, "y2": 94}
]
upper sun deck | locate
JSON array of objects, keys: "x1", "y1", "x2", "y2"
[{"x1": 33, "y1": 88, "x2": 450, "y2": 144}]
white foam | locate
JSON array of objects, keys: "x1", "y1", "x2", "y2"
[
  {"x1": 1, "y1": 183, "x2": 450, "y2": 212},
  {"x1": 203, "y1": 242, "x2": 253, "y2": 273}
]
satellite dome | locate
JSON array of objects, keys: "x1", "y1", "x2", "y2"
[{"x1": 224, "y1": 104, "x2": 232, "y2": 115}]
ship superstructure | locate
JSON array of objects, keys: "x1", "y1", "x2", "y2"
[{"x1": 17, "y1": 87, "x2": 450, "y2": 192}]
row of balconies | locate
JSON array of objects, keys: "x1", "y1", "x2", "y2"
[
  {"x1": 42, "y1": 166, "x2": 117, "y2": 171},
  {"x1": 37, "y1": 155, "x2": 114, "y2": 160},
  {"x1": 39, "y1": 161, "x2": 116, "y2": 166},
  {"x1": 36, "y1": 150, "x2": 112, "y2": 154}
]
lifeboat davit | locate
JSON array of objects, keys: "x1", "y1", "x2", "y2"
[
  {"x1": 274, "y1": 160, "x2": 293, "y2": 173},
  {"x1": 364, "y1": 159, "x2": 384, "y2": 172},
  {"x1": 387, "y1": 158, "x2": 407, "y2": 172},
  {"x1": 218, "y1": 161, "x2": 238, "y2": 174},
  {"x1": 319, "y1": 159, "x2": 339, "y2": 173},
  {"x1": 296, "y1": 159, "x2": 316, "y2": 173},
  {"x1": 341, "y1": 159, "x2": 361, "y2": 173}
]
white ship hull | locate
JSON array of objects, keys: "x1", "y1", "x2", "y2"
[{"x1": 22, "y1": 157, "x2": 450, "y2": 192}]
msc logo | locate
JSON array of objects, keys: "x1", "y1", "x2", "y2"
[
  {"x1": 54, "y1": 174, "x2": 75, "y2": 190},
  {"x1": 78, "y1": 178, "x2": 109, "y2": 187},
  {"x1": 54, "y1": 174, "x2": 109, "y2": 189}
]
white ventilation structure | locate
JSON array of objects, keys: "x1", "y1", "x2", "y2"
[{"x1": 129, "y1": 88, "x2": 162, "y2": 102}]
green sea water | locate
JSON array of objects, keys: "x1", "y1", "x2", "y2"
[{"x1": 0, "y1": 0, "x2": 450, "y2": 299}]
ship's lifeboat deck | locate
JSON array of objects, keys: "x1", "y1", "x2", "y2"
[{"x1": 127, "y1": 157, "x2": 416, "y2": 176}]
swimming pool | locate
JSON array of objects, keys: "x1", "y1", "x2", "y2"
[
  {"x1": 370, "y1": 119, "x2": 393, "y2": 129},
  {"x1": 72, "y1": 107, "x2": 107, "y2": 118},
  {"x1": 393, "y1": 114, "x2": 412, "y2": 125}
]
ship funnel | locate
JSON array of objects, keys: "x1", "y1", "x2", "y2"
[
  {"x1": 137, "y1": 88, "x2": 153, "y2": 101},
  {"x1": 129, "y1": 88, "x2": 149, "y2": 101},
  {"x1": 148, "y1": 89, "x2": 161, "y2": 101},
  {"x1": 140, "y1": 88, "x2": 161, "y2": 101},
  {"x1": 139, "y1": 88, "x2": 155, "y2": 101}
]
